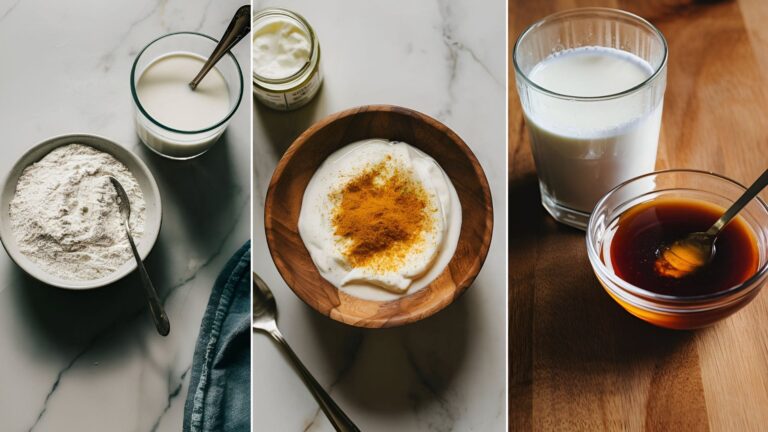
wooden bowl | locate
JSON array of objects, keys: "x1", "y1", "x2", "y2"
[{"x1": 264, "y1": 105, "x2": 493, "y2": 328}]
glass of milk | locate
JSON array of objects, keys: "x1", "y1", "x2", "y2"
[
  {"x1": 513, "y1": 8, "x2": 668, "y2": 229},
  {"x1": 131, "y1": 32, "x2": 244, "y2": 160}
]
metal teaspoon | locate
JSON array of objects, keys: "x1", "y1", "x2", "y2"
[
  {"x1": 189, "y1": 5, "x2": 251, "y2": 90},
  {"x1": 110, "y1": 176, "x2": 170, "y2": 336},
  {"x1": 252, "y1": 272, "x2": 360, "y2": 432},
  {"x1": 657, "y1": 168, "x2": 768, "y2": 277}
]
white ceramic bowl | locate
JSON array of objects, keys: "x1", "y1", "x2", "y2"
[{"x1": 0, "y1": 134, "x2": 162, "y2": 289}]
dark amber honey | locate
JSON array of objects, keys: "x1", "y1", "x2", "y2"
[{"x1": 610, "y1": 199, "x2": 759, "y2": 297}]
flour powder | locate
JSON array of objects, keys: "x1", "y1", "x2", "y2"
[{"x1": 9, "y1": 144, "x2": 147, "y2": 280}]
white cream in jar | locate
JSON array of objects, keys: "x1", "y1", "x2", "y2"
[
  {"x1": 251, "y1": 9, "x2": 322, "y2": 111},
  {"x1": 298, "y1": 139, "x2": 462, "y2": 301},
  {"x1": 252, "y1": 18, "x2": 311, "y2": 79}
]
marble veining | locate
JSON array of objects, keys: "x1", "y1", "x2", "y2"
[
  {"x1": 435, "y1": 0, "x2": 504, "y2": 121},
  {"x1": 0, "y1": 0, "x2": 251, "y2": 431},
  {"x1": 252, "y1": 0, "x2": 506, "y2": 430},
  {"x1": 149, "y1": 366, "x2": 191, "y2": 432},
  {"x1": 0, "y1": 0, "x2": 20, "y2": 23},
  {"x1": 24, "y1": 192, "x2": 249, "y2": 431}
]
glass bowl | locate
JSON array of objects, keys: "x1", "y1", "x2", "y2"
[
  {"x1": 130, "y1": 32, "x2": 244, "y2": 160},
  {"x1": 586, "y1": 169, "x2": 768, "y2": 329}
]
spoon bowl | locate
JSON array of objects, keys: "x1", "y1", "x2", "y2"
[
  {"x1": 252, "y1": 272, "x2": 278, "y2": 332},
  {"x1": 655, "y1": 168, "x2": 768, "y2": 278},
  {"x1": 656, "y1": 232, "x2": 715, "y2": 278}
]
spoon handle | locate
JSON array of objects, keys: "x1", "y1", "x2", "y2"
[
  {"x1": 123, "y1": 220, "x2": 170, "y2": 336},
  {"x1": 708, "y1": 168, "x2": 768, "y2": 236},
  {"x1": 189, "y1": 5, "x2": 251, "y2": 89},
  {"x1": 268, "y1": 328, "x2": 360, "y2": 432}
]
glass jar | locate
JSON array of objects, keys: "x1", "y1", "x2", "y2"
[
  {"x1": 130, "y1": 32, "x2": 244, "y2": 160},
  {"x1": 586, "y1": 170, "x2": 768, "y2": 329},
  {"x1": 251, "y1": 8, "x2": 323, "y2": 111}
]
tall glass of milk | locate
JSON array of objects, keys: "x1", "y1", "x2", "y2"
[
  {"x1": 513, "y1": 8, "x2": 668, "y2": 229},
  {"x1": 131, "y1": 32, "x2": 244, "y2": 160}
]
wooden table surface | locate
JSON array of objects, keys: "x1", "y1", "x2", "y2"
[{"x1": 509, "y1": 0, "x2": 768, "y2": 430}]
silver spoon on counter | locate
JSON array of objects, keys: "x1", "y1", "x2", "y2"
[
  {"x1": 189, "y1": 5, "x2": 251, "y2": 90},
  {"x1": 656, "y1": 168, "x2": 768, "y2": 278},
  {"x1": 110, "y1": 177, "x2": 170, "y2": 336},
  {"x1": 253, "y1": 272, "x2": 360, "y2": 432}
]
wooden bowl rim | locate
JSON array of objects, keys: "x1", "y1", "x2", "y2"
[{"x1": 264, "y1": 104, "x2": 493, "y2": 328}]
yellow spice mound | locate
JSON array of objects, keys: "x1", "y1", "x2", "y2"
[{"x1": 331, "y1": 159, "x2": 433, "y2": 272}]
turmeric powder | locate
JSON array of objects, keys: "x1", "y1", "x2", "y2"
[{"x1": 332, "y1": 159, "x2": 434, "y2": 272}]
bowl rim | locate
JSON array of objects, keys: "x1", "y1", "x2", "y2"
[
  {"x1": 586, "y1": 168, "x2": 768, "y2": 306},
  {"x1": 264, "y1": 104, "x2": 494, "y2": 328},
  {"x1": 0, "y1": 133, "x2": 163, "y2": 290}
]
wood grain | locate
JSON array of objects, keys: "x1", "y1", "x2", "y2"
[
  {"x1": 509, "y1": 0, "x2": 768, "y2": 430},
  {"x1": 265, "y1": 105, "x2": 493, "y2": 328}
]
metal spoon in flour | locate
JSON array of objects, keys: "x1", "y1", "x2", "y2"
[
  {"x1": 110, "y1": 177, "x2": 170, "y2": 336},
  {"x1": 189, "y1": 5, "x2": 251, "y2": 90}
]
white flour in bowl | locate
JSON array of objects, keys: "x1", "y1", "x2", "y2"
[{"x1": 9, "y1": 144, "x2": 146, "y2": 281}]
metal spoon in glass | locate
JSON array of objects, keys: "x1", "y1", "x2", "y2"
[
  {"x1": 252, "y1": 273, "x2": 359, "y2": 432},
  {"x1": 189, "y1": 5, "x2": 251, "y2": 90},
  {"x1": 656, "y1": 168, "x2": 768, "y2": 278},
  {"x1": 110, "y1": 177, "x2": 170, "y2": 336}
]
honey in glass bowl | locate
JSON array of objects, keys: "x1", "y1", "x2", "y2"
[
  {"x1": 607, "y1": 198, "x2": 759, "y2": 297},
  {"x1": 587, "y1": 169, "x2": 768, "y2": 330}
]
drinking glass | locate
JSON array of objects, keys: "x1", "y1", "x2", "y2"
[
  {"x1": 513, "y1": 8, "x2": 668, "y2": 229},
  {"x1": 130, "y1": 32, "x2": 244, "y2": 160}
]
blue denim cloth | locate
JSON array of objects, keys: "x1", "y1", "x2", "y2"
[{"x1": 184, "y1": 241, "x2": 251, "y2": 432}]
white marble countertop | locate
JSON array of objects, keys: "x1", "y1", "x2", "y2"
[
  {"x1": 252, "y1": 1, "x2": 506, "y2": 430},
  {"x1": 0, "y1": 1, "x2": 251, "y2": 431}
]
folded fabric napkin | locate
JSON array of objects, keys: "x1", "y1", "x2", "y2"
[{"x1": 184, "y1": 241, "x2": 251, "y2": 432}]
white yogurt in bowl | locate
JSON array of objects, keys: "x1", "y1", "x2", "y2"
[{"x1": 298, "y1": 139, "x2": 462, "y2": 301}]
